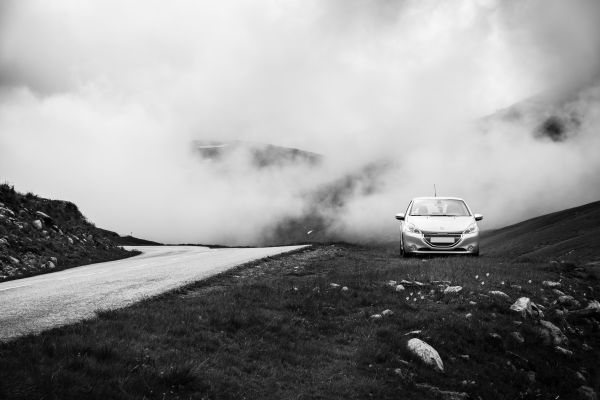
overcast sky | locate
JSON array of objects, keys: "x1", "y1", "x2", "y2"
[{"x1": 1, "y1": 0, "x2": 600, "y2": 244}]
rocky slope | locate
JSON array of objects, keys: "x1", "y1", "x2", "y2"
[{"x1": 0, "y1": 184, "x2": 138, "y2": 282}]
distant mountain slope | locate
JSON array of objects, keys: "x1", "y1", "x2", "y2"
[
  {"x1": 0, "y1": 184, "x2": 138, "y2": 281},
  {"x1": 112, "y1": 235, "x2": 162, "y2": 246},
  {"x1": 481, "y1": 200, "x2": 600, "y2": 261},
  {"x1": 193, "y1": 140, "x2": 322, "y2": 168}
]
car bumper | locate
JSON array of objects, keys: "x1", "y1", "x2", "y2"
[{"x1": 402, "y1": 231, "x2": 479, "y2": 255}]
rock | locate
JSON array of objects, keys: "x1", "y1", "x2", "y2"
[
  {"x1": 381, "y1": 309, "x2": 394, "y2": 317},
  {"x1": 32, "y1": 220, "x2": 43, "y2": 230},
  {"x1": 9, "y1": 256, "x2": 19, "y2": 264},
  {"x1": 414, "y1": 383, "x2": 467, "y2": 400},
  {"x1": 537, "y1": 320, "x2": 568, "y2": 346},
  {"x1": 543, "y1": 281, "x2": 562, "y2": 288},
  {"x1": 486, "y1": 333, "x2": 504, "y2": 350},
  {"x1": 576, "y1": 372, "x2": 587, "y2": 384},
  {"x1": 558, "y1": 295, "x2": 581, "y2": 308},
  {"x1": 510, "y1": 297, "x2": 532, "y2": 317},
  {"x1": 370, "y1": 314, "x2": 382, "y2": 319},
  {"x1": 387, "y1": 280, "x2": 397, "y2": 287},
  {"x1": 0, "y1": 237, "x2": 8, "y2": 246},
  {"x1": 46, "y1": 261, "x2": 56, "y2": 269},
  {"x1": 400, "y1": 279, "x2": 425, "y2": 287},
  {"x1": 407, "y1": 338, "x2": 444, "y2": 372},
  {"x1": 489, "y1": 290, "x2": 511, "y2": 302},
  {"x1": 444, "y1": 286, "x2": 462, "y2": 294},
  {"x1": 465, "y1": 313, "x2": 472, "y2": 319},
  {"x1": 469, "y1": 301, "x2": 477, "y2": 305},
  {"x1": 50, "y1": 256, "x2": 58, "y2": 264},
  {"x1": 341, "y1": 286, "x2": 349, "y2": 292},
  {"x1": 395, "y1": 284, "x2": 405, "y2": 292},
  {"x1": 567, "y1": 300, "x2": 600, "y2": 320},
  {"x1": 577, "y1": 386, "x2": 597, "y2": 400},
  {"x1": 553, "y1": 289, "x2": 566, "y2": 296},
  {"x1": 554, "y1": 346, "x2": 573, "y2": 356},
  {"x1": 67, "y1": 237, "x2": 74, "y2": 245},
  {"x1": 509, "y1": 331, "x2": 525, "y2": 345},
  {"x1": 330, "y1": 283, "x2": 340, "y2": 288}
]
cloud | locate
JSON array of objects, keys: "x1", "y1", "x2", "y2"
[{"x1": 1, "y1": 0, "x2": 599, "y2": 245}]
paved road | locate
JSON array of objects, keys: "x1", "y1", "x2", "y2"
[{"x1": 0, "y1": 245, "x2": 307, "y2": 341}]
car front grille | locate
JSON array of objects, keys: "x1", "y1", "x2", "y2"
[{"x1": 421, "y1": 231, "x2": 462, "y2": 248}]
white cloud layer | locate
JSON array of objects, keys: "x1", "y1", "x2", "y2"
[{"x1": 1, "y1": 0, "x2": 599, "y2": 244}]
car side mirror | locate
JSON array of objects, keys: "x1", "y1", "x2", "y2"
[
  {"x1": 395, "y1": 213, "x2": 405, "y2": 221},
  {"x1": 474, "y1": 214, "x2": 483, "y2": 221}
]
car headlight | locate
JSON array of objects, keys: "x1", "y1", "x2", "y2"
[
  {"x1": 463, "y1": 222, "x2": 478, "y2": 234},
  {"x1": 404, "y1": 223, "x2": 422, "y2": 234}
]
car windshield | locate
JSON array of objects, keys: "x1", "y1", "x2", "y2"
[{"x1": 410, "y1": 199, "x2": 470, "y2": 216}]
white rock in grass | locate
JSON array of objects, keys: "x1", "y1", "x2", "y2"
[
  {"x1": 543, "y1": 281, "x2": 561, "y2": 288},
  {"x1": 489, "y1": 290, "x2": 511, "y2": 302},
  {"x1": 32, "y1": 220, "x2": 43, "y2": 230},
  {"x1": 407, "y1": 338, "x2": 444, "y2": 372},
  {"x1": 395, "y1": 284, "x2": 405, "y2": 292},
  {"x1": 381, "y1": 309, "x2": 394, "y2": 317},
  {"x1": 444, "y1": 286, "x2": 462, "y2": 294},
  {"x1": 341, "y1": 286, "x2": 349, "y2": 292},
  {"x1": 554, "y1": 346, "x2": 573, "y2": 357},
  {"x1": 330, "y1": 283, "x2": 340, "y2": 288},
  {"x1": 510, "y1": 297, "x2": 532, "y2": 317},
  {"x1": 387, "y1": 280, "x2": 397, "y2": 287},
  {"x1": 370, "y1": 314, "x2": 382, "y2": 319}
]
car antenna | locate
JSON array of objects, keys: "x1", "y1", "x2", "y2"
[{"x1": 434, "y1": 184, "x2": 437, "y2": 197}]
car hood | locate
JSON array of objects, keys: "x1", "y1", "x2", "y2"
[{"x1": 407, "y1": 216, "x2": 474, "y2": 233}]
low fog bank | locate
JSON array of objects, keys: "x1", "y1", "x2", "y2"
[{"x1": 1, "y1": 0, "x2": 600, "y2": 245}]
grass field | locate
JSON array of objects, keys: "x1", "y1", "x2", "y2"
[{"x1": 1, "y1": 244, "x2": 599, "y2": 399}]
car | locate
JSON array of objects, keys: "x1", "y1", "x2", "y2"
[{"x1": 395, "y1": 197, "x2": 483, "y2": 256}]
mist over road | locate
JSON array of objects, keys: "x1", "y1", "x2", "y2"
[{"x1": 0, "y1": 245, "x2": 307, "y2": 341}]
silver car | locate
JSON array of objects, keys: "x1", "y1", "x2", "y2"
[{"x1": 395, "y1": 197, "x2": 483, "y2": 256}]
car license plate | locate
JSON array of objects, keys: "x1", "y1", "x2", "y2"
[{"x1": 430, "y1": 237, "x2": 454, "y2": 244}]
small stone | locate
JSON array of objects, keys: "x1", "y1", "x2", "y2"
[
  {"x1": 46, "y1": 261, "x2": 56, "y2": 269},
  {"x1": 50, "y1": 257, "x2": 58, "y2": 264},
  {"x1": 509, "y1": 331, "x2": 525, "y2": 345},
  {"x1": 552, "y1": 289, "x2": 566, "y2": 296},
  {"x1": 537, "y1": 320, "x2": 568, "y2": 346},
  {"x1": 32, "y1": 220, "x2": 43, "y2": 230},
  {"x1": 469, "y1": 301, "x2": 477, "y2": 305},
  {"x1": 554, "y1": 346, "x2": 573, "y2": 356},
  {"x1": 9, "y1": 256, "x2": 19, "y2": 264},
  {"x1": 465, "y1": 313, "x2": 472, "y2": 319},
  {"x1": 0, "y1": 237, "x2": 8, "y2": 246},
  {"x1": 330, "y1": 283, "x2": 340, "y2": 288},
  {"x1": 444, "y1": 286, "x2": 462, "y2": 294},
  {"x1": 370, "y1": 314, "x2": 382, "y2": 319},
  {"x1": 381, "y1": 309, "x2": 394, "y2": 317},
  {"x1": 67, "y1": 237, "x2": 74, "y2": 245},
  {"x1": 558, "y1": 295, "x2": 581, "y2": 308},
  {"x1": 543, "y1": 281, "x2": 561, "y2": 288},
  {"x1": 489, "y1": 290, "x2": 511, "y2": 302},
  {"x1": 387, "y1": 280, "x2": 397, "y2": 287},
  {"x1": 577, "y1": 386, "x2": 597, "y2": 400},
  {"x1": 341, "y1": 286, "x2": 349, "y2": 292},
  {"x1": 575, "y1": 372, "x2": 587, "y2": 384},
  {"x1": 395, "y1": 284, "x2": 405, "y2": 292},
  {"x1": 510, "y1": 297, "x2": 532, "y2": 317}
]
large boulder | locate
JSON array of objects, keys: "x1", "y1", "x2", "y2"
[{"x1": 407, "y1": 338, "x2": 444, "y2": 372}]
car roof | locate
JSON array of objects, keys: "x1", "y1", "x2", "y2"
[{"x1": 411, "y1": 197, "x2": 465, "y2": 201}]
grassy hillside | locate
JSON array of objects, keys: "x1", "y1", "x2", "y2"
[
  {"x1": 481, "y1": 200, "x2": 600, "y2": 262},
  {"x1": 0, "y1": 183, "x2": 139, "y2": 281}
]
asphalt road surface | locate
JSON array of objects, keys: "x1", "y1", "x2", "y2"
[{"x1": 0, "y1": 245, "x2": 307, "y2": 341}]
